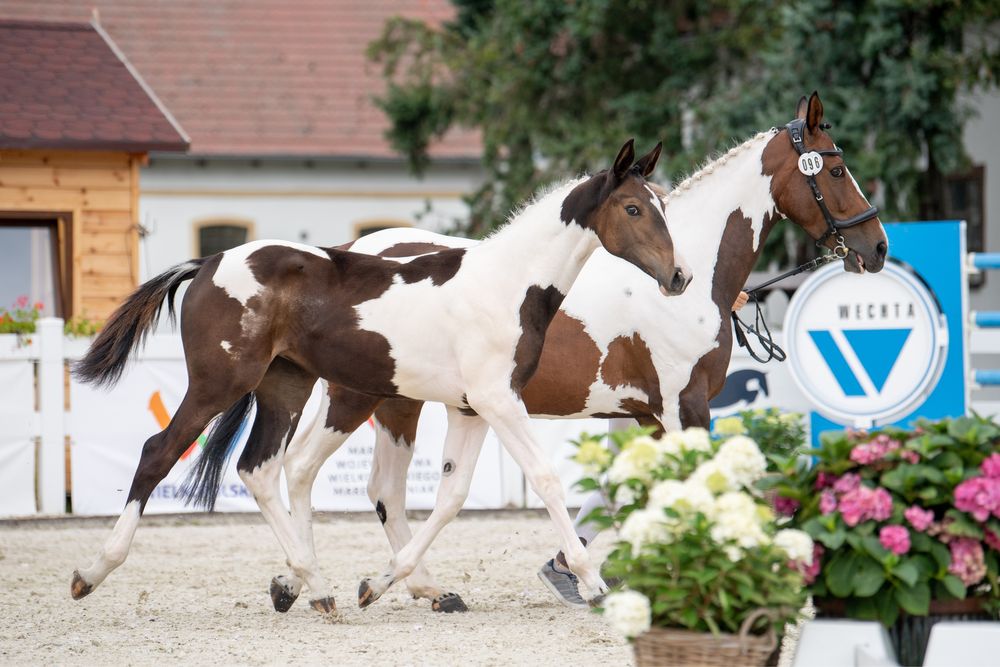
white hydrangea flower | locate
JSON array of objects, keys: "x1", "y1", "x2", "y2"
[
  {"x1": 602, "y1": 590, "x2": 652, "y2": 638},
  {"x1": 774, "y1": 529, "x2": 814, "y2": 565},
  {"x1": 680, "y1": 427, "x2": 712, "y2": 452},
  {"x1": 608, "y1": 436, "x2": 660, "y2": 484},
  {"x1": 690, "y1": 459, "x2": 737, "y2": 494},
  {"x1": 713, "y1": 416, "x2": 746, "y2": 436},
  {"x1": 620, "y1": 508, "x2": 675, "y2": 553},
  {"x1": 715, "y1": 435, "x2": 767, "y2": 487},
  {"x1": 647, "y1": 479, "x2": 686, "y2": 512},
  {"x1": 708, "y1": 491, "x2": 770, "y2": 555},
  {"x1": 779, "y1": 411, "x2": 802, "y2": 426},
  {"x1": 656, "y1": 431, "x2": 684, "y2": 458},
  {"x1": 615, "y1": 484, "x2": 638, "y2": 506},
  {"x1": 680, "y1": 479, "x2": 715, "y2": 515}
]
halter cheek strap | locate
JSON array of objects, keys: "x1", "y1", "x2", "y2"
[{"x1": 785, "y1": 118, "x2": 879, "y2": 257}]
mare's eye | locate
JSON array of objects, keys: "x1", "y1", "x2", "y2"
[
  {"x1": 830, "y1": 166, "x2": 845, "y2": 178},
  {"x1": 625, "y1": 205, "x2": 640, "y2": 216}
]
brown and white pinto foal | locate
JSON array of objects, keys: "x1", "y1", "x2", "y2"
[
  {"x1": 261, "y1": 92, "x2": 889, "y2": 612},
  {"x1": 69, "y1": 140, "x2": 689, "y2": 611}
]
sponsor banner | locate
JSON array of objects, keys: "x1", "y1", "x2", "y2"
[
  {"x1": 0, "y1": 361, "x2": 36, "y2": 516},
  {"x1": 306, "y1": 388, "x2": 507, "y2": 511},
  {"x1": 70, "y1": 358, "x2": 258, "y2": 515}
]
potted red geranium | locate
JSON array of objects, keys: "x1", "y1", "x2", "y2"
[{"x1": 768, "y1": 415, "x2": 1000, "y2": 665}]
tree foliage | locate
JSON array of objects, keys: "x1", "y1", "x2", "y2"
[{"x1": 368, "y1": 1, "x2": 999, "y2": 261}]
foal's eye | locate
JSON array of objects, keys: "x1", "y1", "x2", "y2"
[
  {"x1": 625, "y1": 205, "x2": 640, "y2": 216},
  {"x1": 830, "y1": 167, "x2": 845, "y2": 178}
]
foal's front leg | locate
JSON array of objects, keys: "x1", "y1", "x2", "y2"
[
  {"x1": 473, "y1": 387, "x2": 608, "y2": 602},
  {"x1": 358, "y1": 407, "x2": 489, "y2": 608}
]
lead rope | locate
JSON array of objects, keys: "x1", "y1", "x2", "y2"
[{"x1": 731, "y1": 253, "x2": 840, "y2": 363}]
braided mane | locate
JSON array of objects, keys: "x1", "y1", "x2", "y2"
[{"x1": 662, "y1": 129, "x2": 778, "y2": 204}]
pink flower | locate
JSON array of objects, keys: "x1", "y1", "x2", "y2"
[
  {"x1": 801, "y1": 543, "x2": 825, "y2": 585},
  {"x1": 899, "y1": 450, "x2": 920, "y2": 464},
  {"x1": 904, "y1": 506, "x2": 934, "y2": 532},
  {"x1": 879, "y1": 525, "x2": 911, "y2": 555},
  {"x1": 815, "y1": 471, "x2": 837, "y2": 490},
  {"x1": 833, "y1": 473, "x2": 861, "y2": 494},
  {"x1": 982, "y1": 454, "x2": 1000, "y2": 479},
  {"x1": 985, "y1": 529, "x2": 1000, "y2": 552},
  {"x1": 948, "y1": 538, "x2": 987, "y2": 586},
  {"x1": 774, "y1": 495, "x2": 800, "y2": 516},
  {"x1": 850, "y1": 434, "x2": 902, "y2": 465},
  {"x1": 954, "y1": 476, "x2": 1000, "y2": 522},
  {"x1": 32, "y1": 301, "x2": 43, "y2": 311},
  {"x1": 820, "y1": 490, "x2": 837, "y2": 515},
  {"x1": 838, "y1": 485, "x2": 894, "y2": 527},
  {"x1": 15, "y1": 295, "x2": 28, "y2": 308}
]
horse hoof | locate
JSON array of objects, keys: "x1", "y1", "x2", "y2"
[
  {"x1": 431, "y1": 592, "x2": 468, "y2": 613},
  {"x1": 269, "y1": 576, "x2": 299, "y2": 613},
  {"x1": 358, "y1": 579, "x2": 378, "y2": 609},
  {"x1": 309, "y1": 597, "x2": 337, "y2": 614},
  {"x1": 70, "y1": 570, "x2": 93, "y2": 600}
]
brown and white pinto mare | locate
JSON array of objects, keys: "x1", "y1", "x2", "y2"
[
  {"x1": 258, "y1": 92, "x2": 889, "y2": 612},
  {"x1": 68, "y1": 141, "x2": 689, "y2": 611}
]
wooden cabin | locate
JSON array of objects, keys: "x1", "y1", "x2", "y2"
[{"x1": 0, "y1": 19, "x2": 187, "y2": 322}]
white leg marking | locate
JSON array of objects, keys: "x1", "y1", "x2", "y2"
[{"x1": 77, "y1": 499, "x2": 142, "y2": 588}]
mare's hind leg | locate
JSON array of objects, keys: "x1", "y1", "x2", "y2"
[
  {"x1": 71, "y1": 380, "x2": 258, "y2": 599},
  {"x1": 271, "y1": 383, "x2": 384, "y2": 612},
  {"x1": 358, "y1": 408, "x2": 489, "y2": 608},
  {"x1": 368, "y1": 401, "x2": 467, "y2": 612},
  {"x1": 234, "y1": 359, "x2": 336, "y2": 611}
]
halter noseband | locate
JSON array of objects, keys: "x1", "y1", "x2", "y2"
[{"x1": 785, "y1": 117, "x2": 879, "y2": 258}]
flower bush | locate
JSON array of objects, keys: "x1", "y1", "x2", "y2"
[
  {"x1": 0, "y1": 296, "x2": 100, "y2": 338},
  {"x1": 574, "y1": 424, "x2": 810, "y2": 640},
  {"x1": 0, "y1": 296, "x2": 42, "y2": 334},
  {"x1": 767, "y1": 415, "x2": 1000, "y2": 626}
]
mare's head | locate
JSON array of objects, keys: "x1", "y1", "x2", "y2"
[
  {"x1": 764, "y1": 91, "x2": 888, "y2": 274},
  {"x1": 562, "y1": 140, "x2": 691, "y2": 296}
]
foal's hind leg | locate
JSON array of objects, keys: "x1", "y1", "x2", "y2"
[{"x1": 71, "y1": 382, "x2": 256, "y2": 599}]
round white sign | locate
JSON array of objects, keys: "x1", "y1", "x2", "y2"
[{"x1": 783, "y1": 261, "x2": 947, "y2": 426}]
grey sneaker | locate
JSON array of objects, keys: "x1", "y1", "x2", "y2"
[{"x1": 537, "y1": 558, "x2": 588, "y2": 609}]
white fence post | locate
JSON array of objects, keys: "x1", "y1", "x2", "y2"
[{"x1": 37, "y1": 317, "x2": 66, "y2": 514}]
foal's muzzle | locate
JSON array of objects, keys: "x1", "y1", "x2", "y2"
[{"x1": 659, "y1": 266, "x2": 691, "y2": 296}]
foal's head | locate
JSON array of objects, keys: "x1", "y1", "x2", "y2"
[
  {"x1": 764, "y1": 91, "x2": 888, "y2": 274},
  {"x1": 562, "y1": 140, "x2": 691, "y2": 296}
]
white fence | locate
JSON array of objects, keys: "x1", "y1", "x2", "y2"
[
  {"x1": 3, "y1": 315, "x2": 997, "y2": 518},
  {"x1": 0, "y1": 320, "x2": 606, "y2": 517}
]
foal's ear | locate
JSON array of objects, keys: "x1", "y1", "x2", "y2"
[
  {"x1": 612, "y1": 139, "x2": 636, "y2": 181},
  {"x1": 805, "y1": 90, "x2": 824, "y2": 132},
  {"x1": 795, "y1": 95, "x2": 809, "y2": 120},
  {"x1": 633, "y1": 142, "x2": 663, "y2": 179}
]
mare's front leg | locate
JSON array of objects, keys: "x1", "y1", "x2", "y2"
[
  {"x1": 368, "y1": 400, "x2": 470, "y2": 612},
  {"x1": 358, "y1": 407, "x2": 489, "y2": 608}
]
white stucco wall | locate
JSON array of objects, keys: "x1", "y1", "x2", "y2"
[
  {"x1": 964, "y1": 88, "x2": 1000, "y2": 311},
  {"x1": 137, "y1": 157, "x2": 482, "y2": 279}
]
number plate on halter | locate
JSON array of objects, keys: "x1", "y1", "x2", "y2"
[{"x1": 798, "y1": 151, "x2": 824, "y2": 176}]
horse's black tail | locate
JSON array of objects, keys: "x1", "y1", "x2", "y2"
[
  {"x1": 180, "y1": 392, "x2": 257, "y2": 511},
  {"x1": 73, "y1": 258, "x2": 209, "y2": 388}
]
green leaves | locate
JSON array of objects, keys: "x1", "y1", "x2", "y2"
[{"x1": 894, "y1": 582, "x2": 931, "y2": 616}]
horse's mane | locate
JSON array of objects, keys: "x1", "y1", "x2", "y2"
[
  {"x1": 662, "y1": 129, "x2": 778, "y2": 204},
  {"x1": 482, "y1": 175, "x2": 588, "y2": 241}
]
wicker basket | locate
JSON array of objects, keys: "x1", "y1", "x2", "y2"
[{"x1": 633, "y1": 609, "x2": 778, "y2": 667}]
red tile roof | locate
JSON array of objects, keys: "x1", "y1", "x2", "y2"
[
  {"x1": 0, "y1": 19, "x2": 189, "y2": 152},
  {"x1": 0, "y1": 2, "x2": 480, "y2": 159}
]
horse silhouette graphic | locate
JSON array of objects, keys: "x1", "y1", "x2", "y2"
[{"x1": 709, "y1": 369, "x2": 769, "y2": 409}]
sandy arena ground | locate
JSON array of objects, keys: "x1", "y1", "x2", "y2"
[{"x1": 0, "y1": 511, "x2": 633, "y2": 666}]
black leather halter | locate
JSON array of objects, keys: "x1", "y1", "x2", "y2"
[{"x1": 785, "y1": 117, "x2": 879, "y2": 257}]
